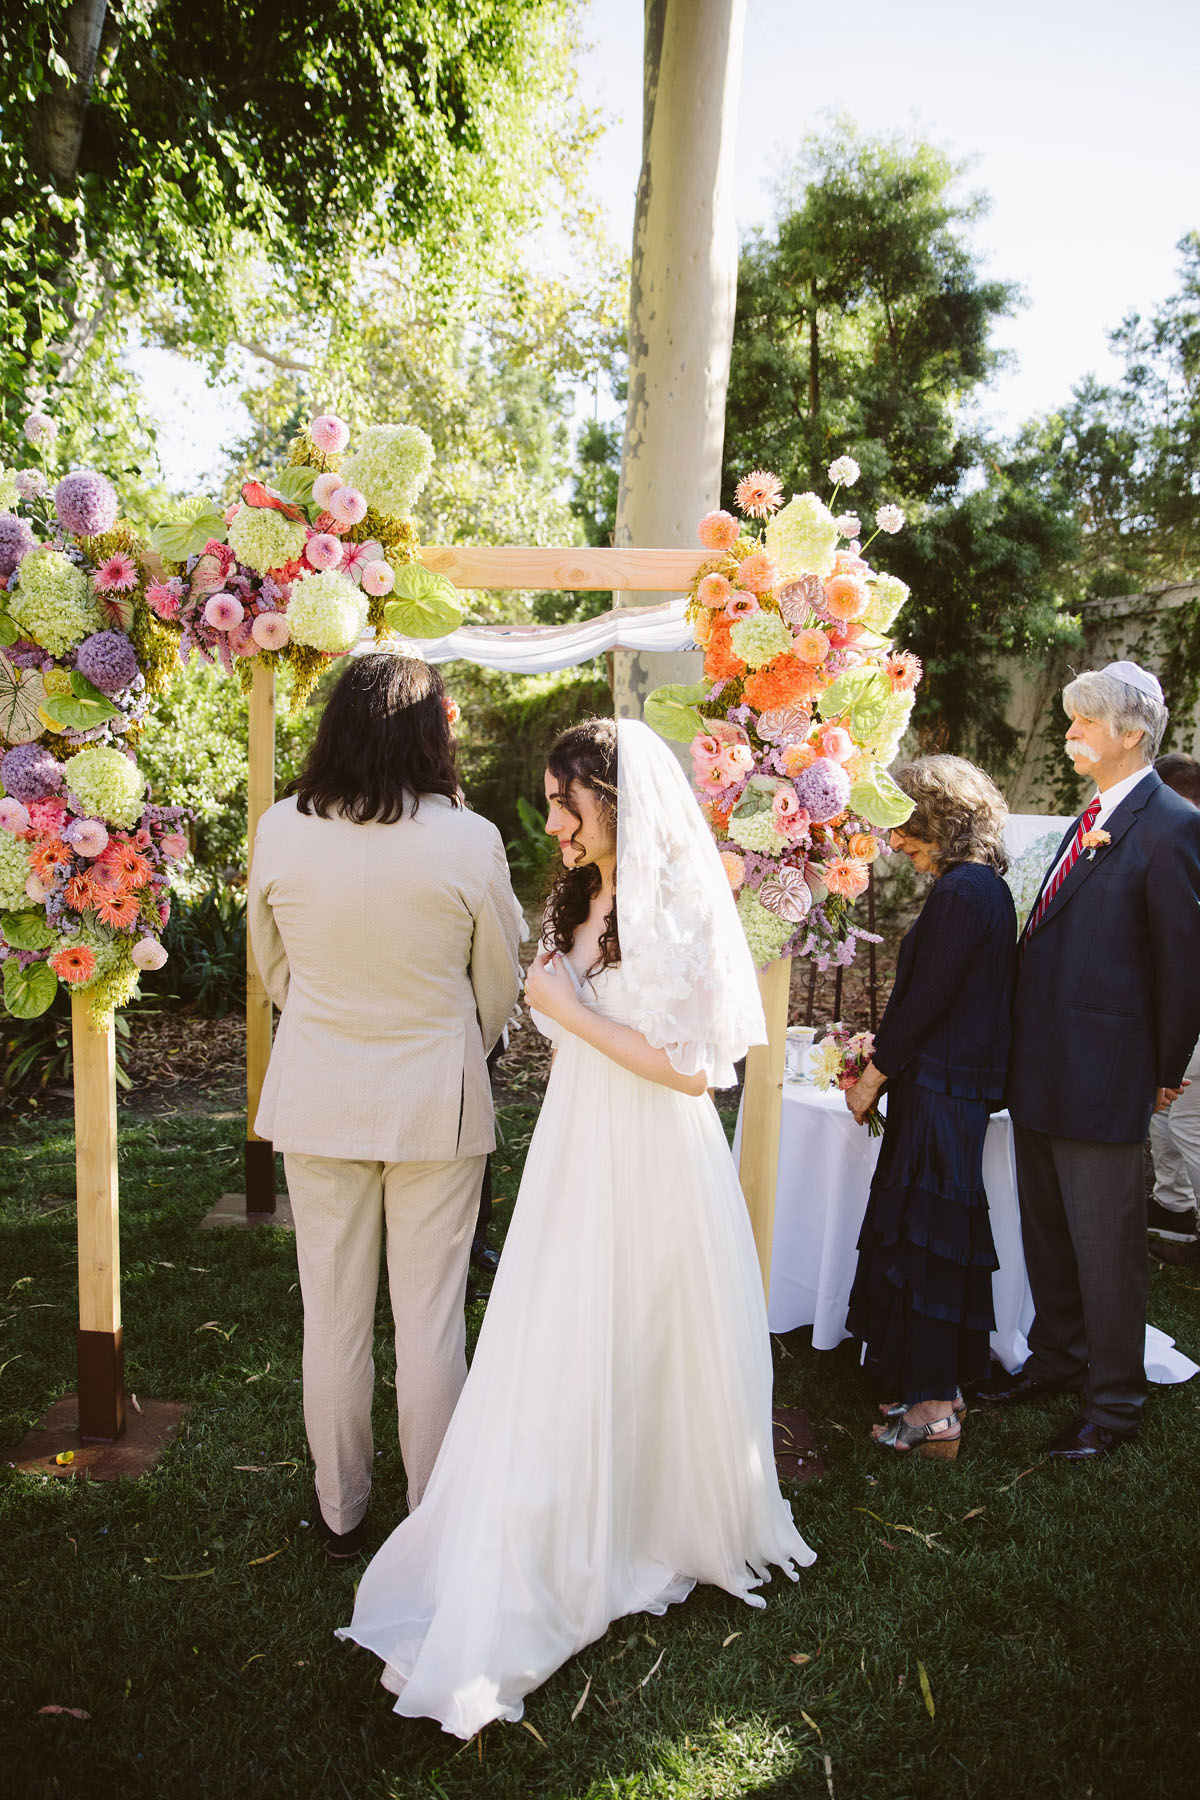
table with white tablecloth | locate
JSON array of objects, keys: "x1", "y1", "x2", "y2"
[{"x1": 735, "y1": 1081, "x2": 1198, "y2": 1383}]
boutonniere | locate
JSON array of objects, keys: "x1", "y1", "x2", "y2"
[{"x1": 1082, "y1": 828, "x2": 1111, "y2": 858}]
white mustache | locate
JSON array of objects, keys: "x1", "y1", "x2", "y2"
[{"x1": 1066, "y1": 740, "x2": 1102, "y2": 764}]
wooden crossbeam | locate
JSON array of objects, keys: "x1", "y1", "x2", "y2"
[{"x1": 416, "y1": 545, "x2": 708, "y2": 592}]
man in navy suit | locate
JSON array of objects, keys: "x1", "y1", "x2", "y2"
[{"x1": 982, "y1": 662, "x2": 1200, "y2": 1458}]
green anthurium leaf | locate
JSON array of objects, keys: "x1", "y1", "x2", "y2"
[
  {"x1": 3, "y1": 956, "x2": 57, "y2": 1019},
  {"x1": 149, "y1": 495, "x2": 228, "y2": 563},
  {"x1": 0, "y1": 612, "x2": 18, "y2": 648},
  {"x1": 42, "y1": 672, "x2": 119, "y2": 731},
  {"x1": 849, "y1": 763, "x2": 915, "y2": 830},
  {"x1": 382, "y1": 566, "x2": 464, "y2": 640},
  {"x1": 2, "y1": 910, "x2": 54, "y2": 952},
  {"x1": 270, "y1": 464, "x2": 318, "y2": 506},
  {"x1": 643, "y1": 680, "x2": 710, "y2": 744},
  {"x1": 818, "y1": 664, "x2": 892, "y2": 741}
]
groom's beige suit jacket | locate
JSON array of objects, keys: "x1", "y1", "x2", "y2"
[{"x1": 248, "y1": 794, "x2": 523, "y2": 1162}]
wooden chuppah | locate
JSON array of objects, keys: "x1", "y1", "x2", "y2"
[{"x1": 236, "y1": 544, "x2": 791, "y2": 1297}]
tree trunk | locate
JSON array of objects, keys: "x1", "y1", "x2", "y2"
[
  {"x1": 612, "y1": 0, "x2": 747, "y2": 726},
  {"x1": 808, "y1": 275, "x2": 820, "y2": 418},
  {"x1": 31, "y1": 0, "x2": 110, "y2": 185}
]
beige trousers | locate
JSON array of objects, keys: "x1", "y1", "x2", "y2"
[{"x1": 283, "y1": 1151, "x2": 486, "y2": 1534}]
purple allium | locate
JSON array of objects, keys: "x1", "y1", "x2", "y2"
[
  {"x1": 1, "y1": 741, "x2": 65, "y2": 803},
  {"x1": 75, "y1": 629, "x2": 139, "y2": 695},
  {"x1": 54, "y1": 471, "x2": 119, "y2": 538},
  {"x1": 793, "y1": 756, "x2": 852, "y2": 824},
  {"x1": 5, "y1": 639, "x2": 50, "y2": 671},
  {"x1": 0, "y1": 512, "x2": 37, "y2": 578}
]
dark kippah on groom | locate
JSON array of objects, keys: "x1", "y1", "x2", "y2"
[{"x1": 981, "y1": 661, "x2": 1200, "y2": 1458}]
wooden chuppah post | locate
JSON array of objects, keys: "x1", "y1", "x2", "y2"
[
  {"x1": 244, "y1": 660, "x2": 278, "y2": 1213},
  {"x1": 738, "y1": 956, "x2": 791, "y2": 1301},
  {"x1": 72, "y1": 991, "x2": 124, "y2": 1440}
]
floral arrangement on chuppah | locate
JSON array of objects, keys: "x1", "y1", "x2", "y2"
[
  {"x1": 646, "y1": 456, "x2": 920, "y2": 970},
  {"x1": 0, "y1": 423, "x2": 189, "y2": 1022},
  {"x1": 147, "y1": 415, "x2": 464, "y2": 711}
]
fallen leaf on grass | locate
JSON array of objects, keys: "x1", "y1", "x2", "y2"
[
  {"x1": 722, "y1": 1632, "x2": 742, "y2": 1648},
  {"x1": 917, "y1": 1660, "x2": 935, "y2": 1719},
  {"x1": 65, "y1": 1536, "x2": 76, "y2": 1555},
  {"x1": 801, "y1": 1708, "x2": 822, "y2": 1741},
  {"x1": 570, "y1": 1676, "x2": 591, "y2": 1721},
  {"x1": 520, "y1": 1720, "x2": 547, "y2": 1745},
  {"x1": 247, "y1": 1545, "x2": 288, "y2": 1566},
  {"x1": 824, "y1": 1751, "x2": 835, "y2": 1798},
  {"x1": 640, "y1": 1649, "x2": 666, "y2": 1687},
  {"x1": 38, "y1": 1706, "x2": 90, "y2": 1720},
  {"x1": 55, "y1": 1451, "x2": 74, "y2": 1466},
  {"x1": 823, "y1": 1418, "x2": 850, "y2": 1436},
  {"x1": 157, "y1": 1569, "x2": 215, "y2": 1581},
  {"x1": 960, "y1": 1507, "x2": 986, "y2": 1522},
  {"x1": 855, "y1": 1508, "x2": 946, "y2": 1553},
  {"x1": 244, "y1": 1363, "x2": 271, "y2": 1384},
  {"x1": 234, "y1": 1466, "x2": 269, "y2": 1473},
  {"x1": 997, "y1": 1464, "x2": 1039, "y2": 1493},
  {"x1": 789, "y1": 1652, "x2": 811, "y2": 1665},
  {"x1": 239, "y1": 1654, "x2": 265, "y2": 1672}
]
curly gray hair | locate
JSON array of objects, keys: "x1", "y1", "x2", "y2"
[
  {"x1": 892, "y1": 755, "x2": 1009, "y2": 875},
  {"x1": 1061, "y1": 670, "x2": 1168, "y2": 760}
]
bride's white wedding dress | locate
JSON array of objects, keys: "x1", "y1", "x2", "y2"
[{"x1": 337, "y1": 950, "x2": 815, "y2": 1738}]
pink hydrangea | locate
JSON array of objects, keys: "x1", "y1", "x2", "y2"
[
  {"x1": 328, "y1": 486, "x2": 367, "y2": 526},
  {"x1": 305, "y1": 532, "x2": 344, "y2": 571},
  {"x1": 204, "y1": 592, "x2": 245, "y2": 631},
  {"x1": 310, "y1": 414, "x2": 351, "y2": 454},
  {"x1": 360, "y1": 559, "x2": 394, "y2": 597},
  {"x1": 251, "y1": 611, "x2": 290, "y2": 651},
  {"x1": 28, "y1": 797, "x2": 68, "y2": 833},
  {"x1": 697, "y1": 510, "x2": 740, "y2": 552}
]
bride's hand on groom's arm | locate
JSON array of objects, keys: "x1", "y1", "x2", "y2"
[{"x1": 523, "y1": 951, "x2": 582, "y2": 1026}]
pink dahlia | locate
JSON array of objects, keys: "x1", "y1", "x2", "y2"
[
  {"x1": 93, "y1": 552, "x2": 139, "y2": 594},
  {"x1": 25, "y1": 872, "x2": 53, "y2": 903},
  {"x1": 312, "y1": 472, "x2": 344, "y2": 510},
  {"x1": 328, "y1": 486, "x2": 367, "y2": 527},
  {"x1": 823, "y1": 573, "x2": 869, "y2": 622},
  {"x1": 251, "y1": 611, "x2": 291, "y2": 651},
  {"x1": 735, "y1": 469, "x2": 784, "y2": 518},
  {"x1": 305, "y1": 532, "x2": 344, "y2": 571},
  {"x1": 131, "y1": 936, "x2": 169, "y2": 971},
  {"x1": 696, "y1": 572, "x2": 732, "y2": 609},
  {"x1": 310, "y1": 414, "x2": 351, "y2": 454},
  {"x1": 697, "y1": 510, "x2": 740, "y2": 552},
  {"x1": 734, "y1": 551, "x2": 780, "y2": 595},
  {"x1": 64, "y1": 817, "x2": 109, "y2": 859},
  {"x1": 360, "y1": 559, "x2": 395, "y2": 597},
  {"x1": 0, "y1": 797, "x2": 30, "y2": 833},
  {"x1": 794, "y1": 627, "x2": 831, "y2": 665},
  {"x1": 203, "y1": 592, "x2": 245, "y2": 631}
]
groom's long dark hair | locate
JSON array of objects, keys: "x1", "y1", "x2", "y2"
[
  {"x1": 290, "y1": 652, "x2": 460, "y2": 822},
  {"x1": 543, "y1": 718, "x2": 620, "y2": 977}
]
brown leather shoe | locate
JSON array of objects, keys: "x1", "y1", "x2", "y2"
[
  {"x1": 972, "y1": 1364, "x2": 1076, "y2": 1405},
  {"x1": 1039, "y1": 1415, "x2": 1135, "y2": 1460},
  {"x1": 1149, "y1": 1236, "x2": 1200, "y2": 1267}
]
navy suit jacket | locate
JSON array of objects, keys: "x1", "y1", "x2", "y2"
[{"x1": 1007, "y1": 770, "x2": 1200, "y2": 1143}]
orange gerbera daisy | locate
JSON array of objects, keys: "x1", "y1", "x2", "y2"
[
  {"x1": 94, "y1": 888, "x2": 142, "y2": 930},
  {"x1": 49, "y1": 944, "x2": 97, "y2": 984},
  {"x1": 98, "y1": 846, "x2": 153, "y2": 888},
  {"x1": 29, "y1": 841, "x2": 71, "y2": 881},
  {"x1": 63, "y1": 873, "x2": 100, "y2": 912}
]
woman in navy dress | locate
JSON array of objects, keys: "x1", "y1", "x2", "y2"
[{"x1": 843, "y1": 756, "x2": 1017, "y2": 1458}]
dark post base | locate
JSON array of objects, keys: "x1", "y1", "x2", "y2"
[
  {"x1": 5, "y1": 1393, "x2": 187, "y2": 1480},
  {"x1": 76, "y1": 1326, "x2": 125, "y2": 1443},
  {"x1": 245, "y1": 1138, "x2": 277, "y2": 1215}
]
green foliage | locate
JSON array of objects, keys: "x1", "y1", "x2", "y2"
[
  {"x1": 141, "y1": 885, "x2": 248, "y2": 1017},
  {"x1": 2, "y1": 987, "x2": 130, "y2": 1094},
  {"x1": 505, "y1": 795, "x2": 561, "y2": 890}
]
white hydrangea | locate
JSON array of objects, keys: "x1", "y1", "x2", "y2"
[
  {"x1": 861, "y1": 572, "x2": 910, "y2": 634},
  {"x1": 766, "y1": 492, "x2": 840, "y2": 581},
  {"x1": 286, "y1": 569, "x2": 369, "y2": 653}
]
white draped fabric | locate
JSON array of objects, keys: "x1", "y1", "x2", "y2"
[{"x1": 362, "y1": 596, "x2": 693, "y2": 672}]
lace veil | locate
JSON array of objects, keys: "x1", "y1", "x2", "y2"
[{"x1": 616, "y1": 718, "x2": 766, "y2": 1087}]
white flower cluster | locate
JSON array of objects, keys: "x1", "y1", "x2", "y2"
[{"x1": 828, "y1": 456, "x2": 860, "y2": 488}]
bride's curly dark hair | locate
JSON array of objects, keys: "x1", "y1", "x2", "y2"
[{"x1": 542, "y1": 718, "x2": 620, "y2": 976}]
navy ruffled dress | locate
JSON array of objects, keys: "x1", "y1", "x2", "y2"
[{"x1": 846, "y1": 862, "x2": 1017, "y2": 1402}]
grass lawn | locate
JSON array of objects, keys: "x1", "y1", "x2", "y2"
[{"x1": 2, "y1": 1101, "x2": 1198, "y2": 1800}]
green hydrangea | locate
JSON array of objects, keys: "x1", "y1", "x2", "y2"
[
  {"x1": 865, "y1": 690, "x2": 916, "y2": 763},
  {"x1": 340, "y1": 424, "x2": 434, "y2": 519},
  {"x1": 862, "y1": 572, "x2": 910, "y2": 634},
  {"x1": 9, "y1": 547, "x2": 102, "y2": 656},
  {"x1": 226, "y1": 503, "x2": 308, "y2": 575},
  {"x1": 0, "y1": 830, "x2": 31, "y2": 910},
  {"x1": 63, "y1": 746, "x2": 146, "y2": 828},
  {"x1": 0, "y1": 465, "x2": 18, "y2": 512},
  {"x1": 286, "y1": 569, "x2": 368, "y2": 653},
  {"x1": 729, "y1": 610, "x2": 793, "y2": 669},
  {"x1": 727, "y1": 808, "x2": 788, "y2": 857},
  {"x1": 737, "y1": 886, "x2": 794, "y2": 968},
  {"x1": 766, "y1": 492, "x2": 839, "y2": 580}
]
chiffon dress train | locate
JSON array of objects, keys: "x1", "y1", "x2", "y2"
[{"x1": 337, "y1": 960, "x2": 814, "y2": 1738}]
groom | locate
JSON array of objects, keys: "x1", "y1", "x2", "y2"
[{"x1": 989, "y1": 661, "x2": 1200, "y2": 1457}]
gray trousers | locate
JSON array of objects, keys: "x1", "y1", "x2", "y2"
[{"x1": 1013, "y1": 1127, "x2": 1148, "y2": 1431}]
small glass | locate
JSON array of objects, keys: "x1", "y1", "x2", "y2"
[{"x1": 784, "y1": 1025, "x2": 818, "y2": 1082}]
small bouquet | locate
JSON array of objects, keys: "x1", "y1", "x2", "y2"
[{"x1": 810, "y1": 1021, "x2": 883, "y2": 1135}]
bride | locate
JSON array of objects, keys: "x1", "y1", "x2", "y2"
[{"x1": 337, "y1": 717, "x2": 814, "y2": 1737}]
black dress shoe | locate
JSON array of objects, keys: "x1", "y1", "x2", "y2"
[
  {"x1": 311, "y1": 1490, "x2": 369, "y2": 1561},
  {"x1": 470, "y1": 1237, "x2": 500, "y2": 1274},
  {"x1": 1039, "y1": 1415, "x2": 1136, "y2": 1460},
  {"x1": 972, "y1": 1364, "x2": 1075, "y2": 1405},
  {"x1": 1147, "y1": 1197, "x2": 1197, "y2": 1242},
  {"x1": 1149, "y1": 1235, "x2": 1200, "y2": 1267}
]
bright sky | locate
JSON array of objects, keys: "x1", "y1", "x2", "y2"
[{"x1": 139, "y1": 0, "x2": 1199, "y2": 490}]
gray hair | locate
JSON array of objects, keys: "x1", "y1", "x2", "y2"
[
  {"x1": 1061, "y1": 670, "x2": 1168, "y2": 760},
  {"x1": 892, "y1": 755, "x2": 1009, "y2": 876}
]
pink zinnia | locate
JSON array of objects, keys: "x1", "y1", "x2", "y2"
[
  {"x1": 886, "y1": 650, "x2": 923, "y2": 692},
  {"x1": 312, "y1": 472, "x2": 343, "y2": 509},
  {"x1": 360, "y1": 559, "x2": 394, "y2": 597},
  {"x1": 725, "y1": 592, "x2": 760, "y2": 621},
  {"x1": 735, "y1": 551, "x2": 780, "y2": 594},
  {"x1": 50, "y1": 943, "x2": 96, "y2": 984},
  {"x1": 328, "y1": 486, "x2": 368, "y2": 527},
  {"x1": 204, "y1": 592, "x2": 245, "y2": 631},
  {"x1": 305, "y1": 532, "x2": 344, "y2": 572},
  {"x1": 820, "y1": 725, "x2": 854, "y2": 764},
  {"x1": 697, "y1": 510, "x2": 740, "y2": 552},
  {"x1": 309, "y1": 414, "x2": 351, "y2": 454},
  {"x1": 92, "y1": 552, "x2": 139, "y2": 594},
  {"x1": 696, "y1": 572, "x2": 732, "y2": 609},
  {"x1": 734, "y1": 469, "x2": 784, "y2": 518},
  {"x1": 146, "y1": 581, "x2": 181, "y2": 620},
  {"x1": 251, "y1": 611, "x2": 291, "y2": 651}
]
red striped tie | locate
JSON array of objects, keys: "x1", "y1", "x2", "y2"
[{"x1": 1025, "y1": 796, "x2": 1101, "y2": 938}]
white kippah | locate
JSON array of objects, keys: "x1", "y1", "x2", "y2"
[{"x1": 1101, "y1": 660, "x2": 1165, "y2": 704}]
